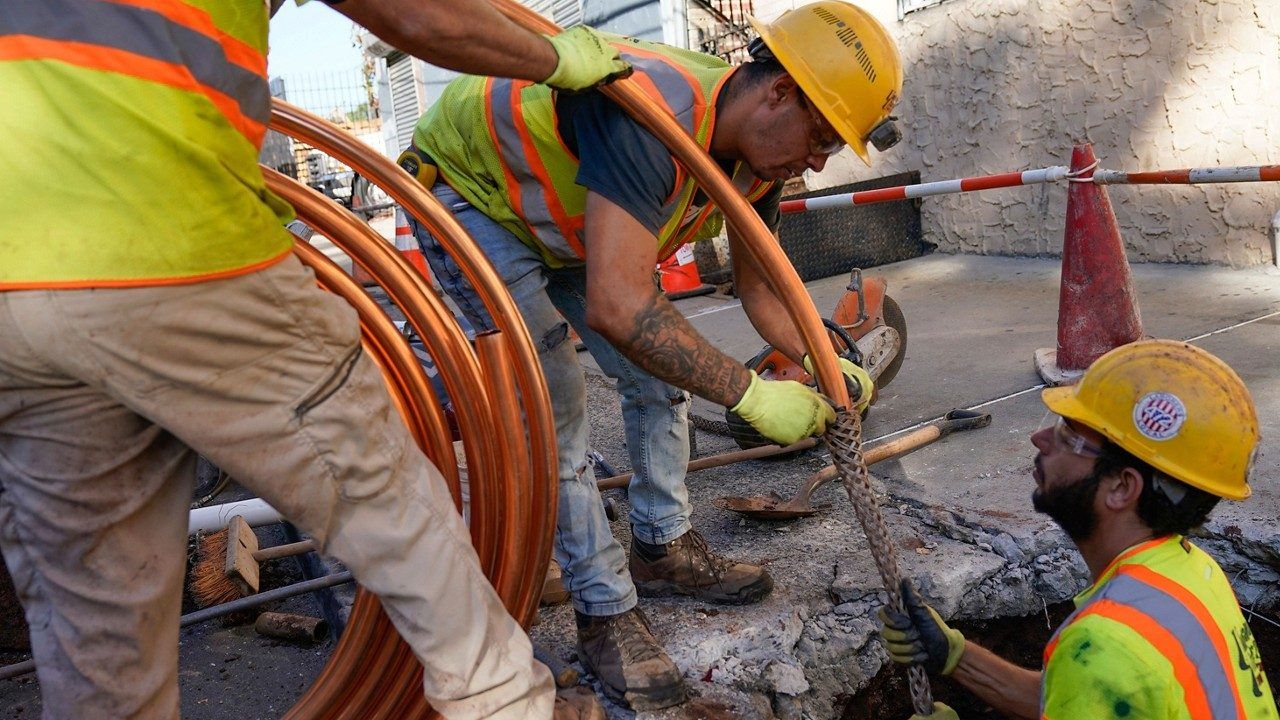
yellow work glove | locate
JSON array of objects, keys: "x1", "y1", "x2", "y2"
[
  {"x1": 543, "y1": 26, "x2": 632, "y2": 92},
  {"x1": 729, "y1": 371, "x2": 835, "y2": 446},
  {"x1": 877, "y1": 580, "x2": 966, "y2": 676},
  {"x1": 910, "y1": 702, "x2": 960, "y2": 720},
  {"x1": 802, "y1": 354, "x2": 873, "y2": 413}
]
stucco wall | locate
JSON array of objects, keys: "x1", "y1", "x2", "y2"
[{"x1": 754, "y1": 0, "x2": 1280, "y2": 265}]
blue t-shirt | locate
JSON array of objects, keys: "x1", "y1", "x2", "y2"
[{"x1": 556, "y1": 91, "x2": 782, "y2": 237}]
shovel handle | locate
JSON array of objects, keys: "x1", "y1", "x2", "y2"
[{"x1": 802, "y1": 408, "x2": 993, "y2": 493}]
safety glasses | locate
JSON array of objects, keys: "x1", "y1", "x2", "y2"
[
  {"x1": 1050, "y1": 415, "x2": 1103, "y2": 458},
  {"x1": 796, "y1": 91, "x2": 845, "y2": 156}
]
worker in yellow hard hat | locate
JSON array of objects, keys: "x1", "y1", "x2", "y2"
[
  {"x1": 0, "y1": 0, "x2": 637, "y2": 718},
  {"x1": 877, "y1": 340, "x2": 1276, "y2": 720},
  {"x1": 404, "y1": 0, "x2": 902, "y2": 709}
]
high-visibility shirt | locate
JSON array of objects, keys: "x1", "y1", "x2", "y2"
[
  {"x1": 413, "y1": 34, "x2": 775, "y2": 269},
  {"x1": 1042, "y1": 536, "x2": 1276, "y2": 720},
  {"x1": 0, "y1": 0, "x2": 295, "y2": 290}
]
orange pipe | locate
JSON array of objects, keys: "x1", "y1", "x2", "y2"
[{"x1": 286, "y1": 225, "x2": 436, "y2": 719}]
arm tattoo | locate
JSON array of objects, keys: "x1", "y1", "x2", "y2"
[{"x1": 617, "y1": 293, "x2": 751, "y2": 407}]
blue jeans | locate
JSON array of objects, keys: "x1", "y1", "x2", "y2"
[{"x1": 409, "y1": 184, "x2": 693, "y2": 616}]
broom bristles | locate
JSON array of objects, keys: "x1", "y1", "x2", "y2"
[{"x1": 189, "y1": 528, "x2": 244, "y2": 608}]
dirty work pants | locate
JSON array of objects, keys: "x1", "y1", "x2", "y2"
[
  {"x1": 0, "y1": 255, "x2": 552, "y2": 720},
  {"x1": 409, "y1": 184, "x2": 694, "y2": 618}
]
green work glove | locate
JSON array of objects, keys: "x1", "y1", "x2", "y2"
[
  {"x1": 543, "y1": 26, "x2": 632, "y2": 92},
  {"x1": 729, "y1": 371, "x2": 836, "y2": 446},
  {"x1": 877, "y1": 580, "x2": 966, "y2": 675},
  {"x1": 910, "y1": 702, "x2": 960, "y2": 720},
  {"x1": 802, "y1": 354, "x2": 873, "y2": 413}
]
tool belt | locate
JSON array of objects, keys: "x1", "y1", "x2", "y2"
[{"x1": 396, "y1": 144, "x2": 438, "y2": 188}]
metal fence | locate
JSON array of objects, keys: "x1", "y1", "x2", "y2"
[
  {"x1": 687, "y1": 0, "x2": 754, "y2": 64},
  {"x1": 260, "y1": 69, "x2": 392, "y2": 217},
  {"x1": 271, "y1": 68, "x2": 379, "y2": 125}
]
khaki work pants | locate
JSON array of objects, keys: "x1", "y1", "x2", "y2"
[{"x1": 0, "y1": 256, "x2": 552, "y2": 720}]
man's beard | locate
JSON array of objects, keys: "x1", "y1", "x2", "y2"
[{"x1": 1032, "y1": 460, "x2": 1104, "y2": 541}]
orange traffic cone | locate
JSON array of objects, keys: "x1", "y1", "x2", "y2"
[
  {"x1": 394, "y1": 208, "x2": 432, "y2": 281},
  {"x1": 1035, "y1": 143, "x2": 1144, "y2": 386},
  {"x1": 657, "y1": 243, "x2": 714, "y2": 300}
]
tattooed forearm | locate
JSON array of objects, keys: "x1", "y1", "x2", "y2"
[{"x1": 614, "y1": 292, "x2": 753, "y2": 407}]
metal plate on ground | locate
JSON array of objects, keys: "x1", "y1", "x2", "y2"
[{"x1": 779, "y1": 171, "x2": 931, "y2": 282}]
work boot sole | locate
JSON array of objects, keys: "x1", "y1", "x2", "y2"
[
  {"x1": 633, "y1": 573, "x2": 774, "y2": 605},
  {"x1": 599, "y1": 675, "x2": 688, "y2": 712},
  {"x1": 580, "y1": 658, "x2": 688, "y2": 711}
]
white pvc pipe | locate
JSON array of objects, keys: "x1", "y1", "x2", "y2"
[{"x1": 188, "y1": 498, "x2": 283, "y2": 534}]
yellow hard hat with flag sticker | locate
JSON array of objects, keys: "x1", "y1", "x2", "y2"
[
  {"x1": 748, "y1": 1, "x2": 904, "y2": 165},
  {"x1": 1041, "y1": 339, "x2": 1258, "y2": 500}
]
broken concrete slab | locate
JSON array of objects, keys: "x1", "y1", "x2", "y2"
[{"x1": 547, "y1": 253, "x2": 1280, "y2": 719}]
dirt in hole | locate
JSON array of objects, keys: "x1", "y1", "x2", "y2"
[{"x1": 842, "y1": 602, "x2": 1280, "y2": 719}]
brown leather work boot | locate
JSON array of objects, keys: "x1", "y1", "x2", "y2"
[
  {"x1": 576, "y1": 608, "x2": 687, "y2": 711},
  {"x1": 553, "y1": 687, "x2": 606, "y2": 720},
  {"x1": 630, "y1": 529, "x2": 774, "y2": 605}
]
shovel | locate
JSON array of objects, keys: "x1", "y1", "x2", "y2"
[{"x1": 718, "y1": 409, "x2": 991, "y2": 520}]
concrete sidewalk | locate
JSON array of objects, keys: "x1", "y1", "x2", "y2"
[{"x1": 542, "y1": 253, "x2": 1280, "y2": 719}]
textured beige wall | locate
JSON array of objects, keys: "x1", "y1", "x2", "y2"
[{"x1": 756, "y1": 0, "x2": 1280, "y2": 265}]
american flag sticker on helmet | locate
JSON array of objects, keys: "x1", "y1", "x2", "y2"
[{"x1": 1133, "y1": 391, "x2": 1187, "y2": 441}]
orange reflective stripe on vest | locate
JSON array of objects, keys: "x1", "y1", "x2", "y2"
[
  {"x1": 485, "y1": 47, "x2": 707, "y2": 260},
  {"x1": 0, "y1": 0, "x2": 269, "y2": 146},
  {"x1": 1045, "y1": 568, "x2": 1246, "y2": 720},
  {"x1": 486, "y1": 77, "x2": 585, "y2": 257}
]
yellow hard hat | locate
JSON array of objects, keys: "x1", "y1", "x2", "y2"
[
  {"x1": 1041, "y1": 340, "x2": 1259, "y2": 500},
  {"x1": 747, "y1": 1, "x2": 904, "y2": 165}
]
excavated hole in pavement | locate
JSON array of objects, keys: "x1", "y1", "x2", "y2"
[{"x1": 840, "y1": 603, "x2": 1280, "y2": 719}]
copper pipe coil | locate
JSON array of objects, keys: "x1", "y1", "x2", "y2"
[
  {"x1": 271, "y1": 100, "x2": 557, "y2": 625},
  {"x1": 262, "y1": 115, "x2": 555, "y2": 718},
  {"x1": 265, "y1": 168, "x2": 504, "y2": 574}
]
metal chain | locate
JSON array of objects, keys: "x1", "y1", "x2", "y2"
[{"x1": 824, "y1": 409, "x2": 934, "y2": 716}]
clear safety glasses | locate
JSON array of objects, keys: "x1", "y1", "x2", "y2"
[
  {"x1": 796, "y1": 91, "x2": 846, "y2": 156},
  {"x1": 1043, "y1": 414, "x2": 1103, "y2": 458}
]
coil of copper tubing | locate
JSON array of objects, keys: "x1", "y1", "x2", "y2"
[
  {"x1": 272, "y1": 101, "x2": 557, "y2": 621},
  {"x1": 263, "y1": 115, "x2": 554, "y2": 718}
]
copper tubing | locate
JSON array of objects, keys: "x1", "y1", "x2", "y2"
[
  {"x1": 261, "y1": 113, "x2": 555, "y2": 718},
  {"x1": 268, "y1": 103, "x2": 558, "y2": 567},
  {"x1": 266, "y1": 1, "x2": 848, "y2": 708},
  {"x1": 487, "y1": 0, "x2": 850, "y2": 410},
  {"x1": 475, "y1": 331, "x2": 537, "y2": 622},
  {"x1": 285, "y1": 198, "x2": 454, "y2": 718}
]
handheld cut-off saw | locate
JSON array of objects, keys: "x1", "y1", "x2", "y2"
[{"x1": 724, "y1": 267, "x2": 906, "y2": 449}]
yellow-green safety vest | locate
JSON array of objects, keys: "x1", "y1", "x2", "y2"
[
  {"x1": 1042, "y1": 536, "x2": 1276, "y2": 720},
  {"x1": 0, "y1": 0, "x2": 295, "y2": 289},
  {"x1": 413, "y1": 34, "x2": 775, "y2": 269}
]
